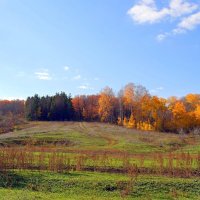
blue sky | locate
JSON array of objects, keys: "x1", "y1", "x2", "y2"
[{"x1": 0, "y1": 0, "x2": 200, "y2": 100}]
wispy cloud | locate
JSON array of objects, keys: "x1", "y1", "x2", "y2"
[
  {"x1": 156, "y1": 32, "x2": 170, "y2": 41},
  {"x1": 128, "y1": 0, "x2": 200, "y2": 40},
  {"x1": 78, "y1": 85, "x2": 89, "y2": 90},
  {"x1": 157, "y1": 11, "x2": 200, "y2": 41},
  {"x1": 72, "y1": 74, "x2": 81, "y2": 80},
  {"x1": 150, "y1": 86, "x2": 164, "y2": 94},
  {"x1": 35, "y1": 69, "x2": 52, "y2": 80},
  {"x1": 78, "y1": 84, "x2": 94, "y2": 90},
  {"x1": 64, "y1": 66, "x2": 70, "y2": 71},
  {"x1": 176, "y1": 11, "x2": 200, "y2": 30}
]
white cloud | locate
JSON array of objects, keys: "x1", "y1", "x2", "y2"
[
  {"x1": 128, "y1": 0, "x2": 200, "y2": 40},
  {"x1": 78, "y1": 85, "x2": 88, "y2": 90},
  {"x1": 35, "y1": 69, "x2": 52, "y2": 80},
  {"x1": 78, "y1": 84, "x2": 94, "y2": 90},
  {"x1": 156, "y1": 33, "x2": 169, "y2": 41},
  {"x1": 127, "y1": 0, "x2": 169, "y2": 24},
  {"x1": 157, "y1": 11, "x2": 200, "y2": 40},
  {"x1": 150, "y1": 86, "x2": 164, "y2": 94},
  {"x1": 157, "y1": 86, "x2": 164, "y2": 90},
  {"x1": 177, "y1": 11, "x2": 200, "y2": 30},
  {"x1": 156, "y1": 28, "x2": 183, "y2": 41},
  {"x1": 128, "y1": 0, "x2": 198, "y2": 24},
  {"x1": 72, "y1": 75, "x2": 81, "y2": 80},
  {"x1": 64, "y1": 66, "x2": 70, "y2": 71},
  {"x1": 169, "y1": 0, "x2": 198, "y2": 17},
  {"x1": 94, "y1": 77, "x2": 100, "y2": 81}
]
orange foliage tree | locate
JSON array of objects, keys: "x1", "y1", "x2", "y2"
[{"x1": 98, "y1": 87, "x2": 117, "y2": 123}]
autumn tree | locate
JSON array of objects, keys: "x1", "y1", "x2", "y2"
[
  {"x1": 194, "y1": 105, "x2": 200, "y2": 127},
  {"x1": 184, "y1": 94, "x2": 200, "y2": 113},
  {"x1": 72, "y1": 96, "x2": 84, "y2": 120},
  {"x1": 72, "y1": 95, "x2": 99, "y2": 121},
  {"x1": 123, "y1": 83, "x2": 135, "y2": 118},
  {"x1": 170, "y1": 101, "x2": 191, "y2": 132},
  {"x1": 0, "y1": 100, "x2": 24, "y2": 116},
  {"x1": 148, "y1": 96, "x2": 169, "y2": 131},
  {"x1": 132, "y1": 85, "x2": 149, "y2": 124},
  {"x1": 117, "y1": 89, "x2": 125, "y2": 125},
  {"x1": 98, "y1": 87, "x2": 116, "y2": 123},
  {"x1": 82, "y1": 95, "x2": 99, "y2": 121}
]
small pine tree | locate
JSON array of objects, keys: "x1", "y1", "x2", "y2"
[
  {"x1": 123, "y1": 117, "x2": 128, "y2": 127},
  {"x1": 128, "y1": 114, "x2": 135, "y2": 128},
  {"x1": 143, "y1": 122, "x2": 149, "y2": 130},
  {"x1": 117, "y1": 117, "x2": 123, "y2": 126},
  {"x1": 136, "y1": 122, "x2": 140, "y2": 130}
]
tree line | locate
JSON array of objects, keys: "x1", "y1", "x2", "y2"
[
  {"x1": 1, "y1": 83, "x2": 200, "y2": 134},
  {"x1": 0, "y1": 100, "x2": 24, "y2": 116},
  {"x1": 25, "y1": 93, "x2": 73, "y2": 121},
  {"x1": 72, "y1": 84, "x2": 200, "y2": 133}
]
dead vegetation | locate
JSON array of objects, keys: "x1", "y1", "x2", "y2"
[{"x1": 0, "y1": 146, "x2": 199, "y2": 178}]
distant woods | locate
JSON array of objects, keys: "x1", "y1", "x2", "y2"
[
  {"x1": 0, "y1": 100, "x2": 25, "y2": 134},
  {"x1": 1, "y1": 82, "x2": 200, "y2": 134},
  {"x1": 0, "y1": 100, "x2": 24, "y2": 116},
  {"x1": 25, "y1": 93, "x2": 73, "y2": 121}
]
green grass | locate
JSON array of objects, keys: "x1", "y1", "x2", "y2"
[
  {"x1": 0, "y1": 171, "x2": 199, "y2": 200},
  {"x1": 1, "y1": 121, "x2": 199, "y2": 154}
]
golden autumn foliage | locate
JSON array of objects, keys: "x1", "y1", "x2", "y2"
[
  {"x1": 117, "y1": 117, "x2": 123, "y2": 126},
  {"x1": 136, "y1": 121, "x2": 155, "y2": 131},
  {"x1": 113, "y1": 85, "x2": 200, "y2": 133},
  {"x1": 98, "y1": 87, "x2": 116, "y2": 123},
  {"x1": 123, "y1": 117, "x2": 128, "y2": 127},
  {"x1": 194, "y1": 105, "x2": 200, "y2": 120},
  {"x1": 171, "y1": 101, "x2": 188, "y2": 130},
  {"x1": 171, "y1": 101, "x2": 186, "y2": 120},
  {"x1": 118, "y1": 89, "x2": 200, "y2": 133},
  {"x1": 185, "y1": 94, "x2": 200, "y2": 105},
  {"x1": 128, "y1": 114, "x2": 136, "y2": 128},
  {"x1": 124, "y1": 83, "x2": 135, "y2": 106}
]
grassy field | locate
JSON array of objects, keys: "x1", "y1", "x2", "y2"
[
  {"x1": 1, "y1": 121, "x2": 200, "y2": 153},
  {"x1": 0, "y1": 171, "x2": 200, "y2": 200},
  {"x1": 0, "y1": 122, "x2": 200, "y2": 199}
]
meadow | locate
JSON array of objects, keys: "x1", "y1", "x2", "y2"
[{"x1": 0, "y1": 122, "x2": 199, "y2": 199}]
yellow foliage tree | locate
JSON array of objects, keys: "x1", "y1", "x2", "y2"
[
  {"x1": 136, "y1": 121, "x2": 155, "y2": 131},
  {"x1": 128, "y1": 114, "x2": 135, "y2": 128},
  {"x1": 136, "y1": 122, "x2": 141, "y2": 130},
  {"x1": 98, "y1": 87, "x2": 115, "y2": 123},
  {"x1": 171, "y1": 101, "x2": 192, "y2": 131},
  {"x1": 194, "y1": 105, "x2": 200, "y2": 121},
  {"x1": 123, "y1": 83, "x2": 135, "y2": 115},
  {"x1": 185, "y1": 94, "x2": 200, "y2": 111},
  {"x1": 123, "y1": 117, "x2": 128, "y2": 127},
  {"x1": 117, "y1": 117, "x2": 123, "y2": 126}
]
